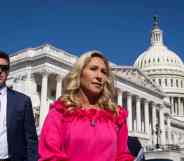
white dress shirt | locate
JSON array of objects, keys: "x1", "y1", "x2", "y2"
[{"x1": 0, "y1": 86, "x2": 9, "y2": 159}]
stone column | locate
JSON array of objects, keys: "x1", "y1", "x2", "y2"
[
  {"x1": 27, "y1": 73, "x2": 40, "y2": 108},
  {"x1": 152, "y1": 103, "x2": 157, "y2": 145},
  {"x1": 136, "y1": 96, "x2": 141, "y2": 132},
  {"x1": 14, "y1": 76, "x2": 22, "y2": 92},
  {"x1": 174, "y1": 78, "x2": 176, "y2": 87},
  {"x1": 159, "y1": 108, "x2": 166, "y2": 145},
  {"x1": 117, "y1": 89, "x2": 123, "y2": 106},
  {"x1": 56, "y1": 75, "x2": 63, "y2": 99},
  {"x1": 168, "y1": 78, "x2": 171, "y2": 87},
  {"x1": 39, "y1": 71, "x2": 49, "y2": 129},
  {"x1": 167, "y1": 117, "x2": 172, "y2": 144},
  {"x1": 155, "y1": 78, "x2": 159, "y2": 86},
  {"x1": 170, "y1": 97, "x2": 174, "y2": 114},
  {"x1": 127, "y1": 93, "x2": 132, "y2": 131},
  {"x1": 25, "y1": 72, "x2": 33, "y2": 97},
  {"x1": 162, "y1": 79, "x2": 165, "y2": 87},
  {"x1": 181, "y1": 97, "x2": 184, "y2": 116},
  {"x1": 144, "y1": 100, "x2": 149, "y2": 134}
]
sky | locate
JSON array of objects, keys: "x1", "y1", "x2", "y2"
[{"x1": 0, "y1": 0, "x2": 183, "y2": 65}]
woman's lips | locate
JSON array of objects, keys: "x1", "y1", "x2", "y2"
[{"x1": 92, "y1": 82, "x2": 103, "y2": 87}]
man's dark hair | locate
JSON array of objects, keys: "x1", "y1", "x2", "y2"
[
  {"x1": 0, "y1": 50, "x2": 10, "y2": 65},
  {"x1": 128, "y1": 136, "x2": 145, "y2": 160}
]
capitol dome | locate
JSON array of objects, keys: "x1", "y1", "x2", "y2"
[
  {"x1": 133, "y1": 16, "x2": 184, "y2": 98},
  {"x1": 134, "y1": 17, "x2": 183, "y2": 71}
]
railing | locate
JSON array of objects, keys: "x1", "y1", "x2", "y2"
[{"x1": 145, "y1": 144, "x2": 184, "y2": 152}]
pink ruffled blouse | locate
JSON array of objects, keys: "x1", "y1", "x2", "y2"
[{"x1": 39, "y1": 100, "x2": 134, "y2": 161}]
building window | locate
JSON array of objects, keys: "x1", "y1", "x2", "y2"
[
  {"x1": 144, "y1": 60, "x2": 146, "y2": 65},
  {"x1": 171, "y1": 79, "x2": 173, "y2": 87},
  {"x1": 157, "y1": 58, "x2": 160, "y2": 63},
  {"x1": 165, "y1": 79, "x2": 167, "y2": 86},
  {"x1": 148, "y1": 59, "x2": 151, "y2": 64},
  {"x1": 158, "y1": 79, "x2": 162, "y2": 86},
  {"x1": 176, "y1": 79, "x2": 178, "y2": 87}
]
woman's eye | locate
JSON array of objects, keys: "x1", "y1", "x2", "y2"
[{"x1": 102, "y1": 70, "x2": 107, "y2": 75}]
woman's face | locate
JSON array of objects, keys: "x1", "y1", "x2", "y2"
[{"x1": 80, "y1": 56, "x2": 108, "y2": 99}]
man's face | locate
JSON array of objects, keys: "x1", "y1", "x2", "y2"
[{"x1": 0, "y1": 58, "x2": 9, "y2": 86}]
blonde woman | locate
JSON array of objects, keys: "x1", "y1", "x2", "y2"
[{"x1": 39, "y1": 51, "x2": 134, "y2": 161}]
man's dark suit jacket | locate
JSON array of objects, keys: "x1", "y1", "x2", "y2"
[
  {"x1": 128, "y1": 136, "x2": 146, "y2": 161},
  {"x1": 6, "y1": 88, "x2": 38, "y2": 161}
]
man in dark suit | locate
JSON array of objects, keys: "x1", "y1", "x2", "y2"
[
  {"x1": 0, "y1": 51, "x2": 38, "y2": 161},
  {"x1": 128, "y1": 136, "x2": 146, "y2": 161}
]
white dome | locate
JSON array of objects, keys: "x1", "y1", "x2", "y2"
[
  {"x1": 134, "y1": 18, "x2": 183, "y2": 70},
  {"x1": 134, "y1": 45, "x2": 183, "y2": 69}
]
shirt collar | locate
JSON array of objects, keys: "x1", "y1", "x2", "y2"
[{"x1": 0, "y1": 86, "x2": 7, "y2": 96}]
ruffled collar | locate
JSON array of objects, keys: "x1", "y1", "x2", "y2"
[{"x1": 50, "y1": 100, "x2": 128, "y2": 126}]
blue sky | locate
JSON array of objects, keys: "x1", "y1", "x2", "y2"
[{"x1": 0, "y1": 0, "x2": 183, "y2": 65}]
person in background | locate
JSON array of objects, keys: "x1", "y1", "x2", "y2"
[
  {"x1": 0, "y1": 51, "x2": 38, "y2": 161},
  {"x1": 128, "y1": 136, "x2": 146, "y2": 161},
  {"x1": 39, "y1": 50, "x2": 134, "y2": 161}
]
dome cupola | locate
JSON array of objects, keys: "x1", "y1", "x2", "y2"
[
  {"x1": 150, "y1": 16, "x2": 164, "y2": 46},
  {"x1": 134, "y1": 16, "x2": 183, "y2": 71}
]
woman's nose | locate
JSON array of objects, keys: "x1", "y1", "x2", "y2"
[{"x1": 96, "y1": 71, "x2": 103, "y2": 80}]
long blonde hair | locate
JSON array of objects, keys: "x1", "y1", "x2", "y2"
[{"x1": 61, "y1": 50, "x2": 116, "y2": 112}]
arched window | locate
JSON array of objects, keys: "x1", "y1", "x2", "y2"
[
  {"x1": 176, "y1": 79, "x2": 178, "y2": 87},
  {"x1": 171, "y1": 79, "x2": 173, "y2": 87},
  {"x1": 148, "y1": 59, "x2": 151, "y2": 64},
  {"x1": 159, "y1": 79, "x2": 162, "y2": 86},
  {"x1": 165, "y1": 79, "x2": 167, "y2": 86},
  {"x1": 144, "y1": 60, "x2": 146, "y2": 65},
  {"x1": 157, "y1": 58, "x2": 160, "y2": 63}
]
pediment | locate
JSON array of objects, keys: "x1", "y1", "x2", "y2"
[
  {"x1": 112, "y1": 65, "x2": 164, "y2": 95},
  {"x1": 10, "y1": 43, "x2": 77, "y2": 66}
]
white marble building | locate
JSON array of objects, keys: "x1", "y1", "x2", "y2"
[{"x1": 6, "y1": 18, "x2": 184, "y2": 160}]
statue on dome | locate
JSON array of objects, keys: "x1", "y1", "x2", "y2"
[{"x1": 153, "y1": 15, "x2": 159, "y2": 28}]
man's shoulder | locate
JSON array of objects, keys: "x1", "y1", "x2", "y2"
[
  {"x1": 7, "y1": 88, "x2": 30, "y2": 100},
  {"x1": 128, "y1": 136, "x2": 142, "y2": 147}
]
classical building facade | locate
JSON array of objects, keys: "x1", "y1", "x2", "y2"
[
  {"x1": 6, "y1": 18, "x2": 184, "y2": 160},
  {"x1": 133, "y1": 17, "x2": 184, "y2": 160}
]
